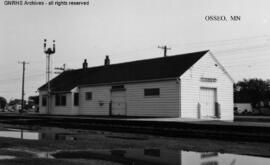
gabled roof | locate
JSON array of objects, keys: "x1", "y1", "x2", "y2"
[{"x1": 38, "y1": 50, "x2": 208, "y2": 92}]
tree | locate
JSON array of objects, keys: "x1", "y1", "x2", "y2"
[
  {"x1": 0, "y1": 97, "x2": 7, "y2": 109},
  {"x1": 234, "y1": 78, "x2": 270, "y2": 107}
]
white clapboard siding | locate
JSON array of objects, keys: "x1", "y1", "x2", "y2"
[
  {"x1": 79, "y1": 86, "x2": 111, "y2": 115},
  {"x1": 126, "y1": 80, "x2": 179, "y2": 117},
  {"x1": 180, "y1": 52, "x2": 233, "y2": 120},
  {"x1": 50, "y1": 93, "x2": 73, "y2": 115},
  {"x1": 38, "y1": 92, "x2": 74, "y2": 115}
]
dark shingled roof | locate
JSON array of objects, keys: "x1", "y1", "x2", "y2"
[{"x1": 38, "y1": 50, "x2": 208, "y2": 92}]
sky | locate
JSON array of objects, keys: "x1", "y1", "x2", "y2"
[{"x1": 1, "y1": 0, "x2": 270, "y2": 100}]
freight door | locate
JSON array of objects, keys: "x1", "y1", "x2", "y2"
[
  {"x1": 200, "y1": 88, "x2": 217, "y2": 117},
  {"x1": 111, "y1": 91, "x2": 126, "y2": 116}
]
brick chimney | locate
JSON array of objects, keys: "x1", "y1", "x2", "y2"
[
  {"x1": 82, "y1": 59, "x2": 88, "y2": 69},
  {"x1": 104, "y1": 55, "x2": 110, "y2": 66}
]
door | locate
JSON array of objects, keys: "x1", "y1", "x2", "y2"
[
  {"x1": 200, "y1": 88, "x2": 217, "y2": 117},
  {"x1": 111, "y1": 91, "x2": 126, "y2": 116}
]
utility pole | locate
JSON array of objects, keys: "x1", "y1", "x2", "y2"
[
  {"x1": 18, "y1": 61, "x2": 29, "y2": 113},
  {"x1": 158, "y1": 45, "x2": 171, "y2": 57},
  {"x1": 44, "y1": 39, "x2": 56, "y2": 114}
]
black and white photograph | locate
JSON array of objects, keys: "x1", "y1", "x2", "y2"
[{"x1": 1, "y1": 0, "x2": 270, "y2": 164}]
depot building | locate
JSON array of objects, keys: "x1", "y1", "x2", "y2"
[{"x1": 38, "y1": 50, "x2": 234, "y2": 120}]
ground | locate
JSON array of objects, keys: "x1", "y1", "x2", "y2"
[{"x1": 0, "y1": 114, "x2": 269, "y2": 164}]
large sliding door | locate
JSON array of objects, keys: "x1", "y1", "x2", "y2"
[{"x1": 200, "y1": 87, "x2": 217, "y2": 118}]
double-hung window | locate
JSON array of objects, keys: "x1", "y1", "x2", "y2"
[
  {"x1": 74, "y1": 93, "x2": 79, "y2": 106},
  {"x1": 55, "y1": 95, "x2": 66, "y2": 106},
  {"x1": 42, "y1": 95, "x2": 47, "y2": 106},
  {"x1": 85, "y1": 92, "x2": 92, "y2": 100}
]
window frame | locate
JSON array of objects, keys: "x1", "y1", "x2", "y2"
[{"x1": 85, "y1": 92, "x2": 92, "y2": 101}]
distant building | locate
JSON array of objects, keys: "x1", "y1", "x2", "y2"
[
  {"x1": 28, "y1": 95, "x2": 39, "y2": 112},
  {"x1": 38, "y1": 50, "x2": 234, "y2": 120},
  {"x1": 234, "y1": 103, "x2": 252, "y2": 114},
  {"x1": 7, "y1": 99, "x2": 23, "y2": 111}
]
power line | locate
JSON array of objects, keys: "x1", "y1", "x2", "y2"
[
  {"x1": 0, "y1": 71, "x2": 21, "y2": 76},
  {"x1": 54, "y1": 63, "x2": 66, "y2": 74},
  {"x1": 214, "y1": 45, "x2": 270, "y2": 55},
  {"x1": 171, "y1": 34, "x2": 270, "y2": 48},
  {"x1": 0, "y1": 71, "x2": 44, "y2": 78},
  {"x1": 112, "y1": 46, "x2": 155, "y2": 56},
  {"x1": 0, "y1": 73, "x2": 44, "y2": 82},
  {"x1": 225, "y1": 63, "x2": 270, "y2": 68}
]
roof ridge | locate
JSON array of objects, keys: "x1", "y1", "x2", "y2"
[{"x1": 70, "y1": 50, "x2": 209, "y2": 72}]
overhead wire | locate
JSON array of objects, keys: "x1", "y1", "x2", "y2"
[{"x1": 2, "y1": 34, "x2": 270, "y2": 98}]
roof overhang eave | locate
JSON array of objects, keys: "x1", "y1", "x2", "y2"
[{"x1": 77, "y1": 77, "x2": 179, "y2": 88}]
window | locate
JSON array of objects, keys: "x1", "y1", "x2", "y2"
[
  {"x1": 55, "y1": 95, "x2": 66, "y2": 106},
  {"x1": 144, "y1": 88, "x2": 160, "y2": 96},
  {"x1": 61, "y1": 96, "x2": 66, "y2": 106},
  {"x1": 42, "y1": 95, "x2": 47, "y2": 106},
  {"x1": 55, "y1": 95, "x2": 60, "y2": 106},
  {"x1": 85, "y1": 92, "x2": 92, "y2": 100},
  {"x1": 74, "y1": 93, "x2": 79, "y2": 106}
]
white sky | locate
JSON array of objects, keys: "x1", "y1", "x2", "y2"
[{"x1": 1, "y1": 0, "x2": 270, "y2": 100}]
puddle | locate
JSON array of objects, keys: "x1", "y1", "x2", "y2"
[
  {"x1": 0, "y1": 129, "x2": 39, "y2": 140},
  {"x1": 0, "y1": 155, "x2": 16, "y2": 160},
  {"x1": 52, "y1": 149, "x2": 270, "y2": 165},
  {"x1": 36, "y1": 151, "x2": 55, "y2": 159},
  {"x1": 3, "y1": 148, "x2": 51, "y2": 159},
  {"x1": 0, "y1": 124, "x2": 269, "y2": 164},
  {"x1": 0, "y1": 125, "x2": 148, "y2": 141},
  {"x1": 0, "y1": 126, "x2": 89, "y2": 141}
]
